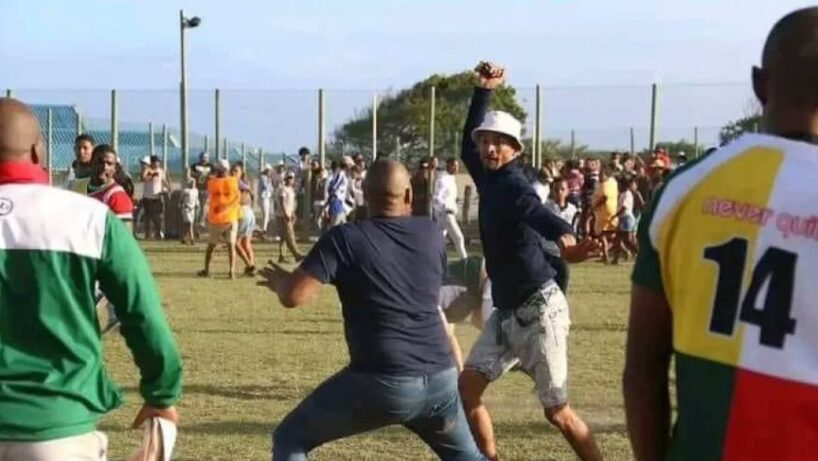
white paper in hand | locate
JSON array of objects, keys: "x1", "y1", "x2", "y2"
[{"x1": 127, "y1": 417, "x2": 178, "y2": 461}]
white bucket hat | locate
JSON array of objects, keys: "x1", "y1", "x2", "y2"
[
  {"x1": 471, "y1": 111, "x2": 524, "y2": 152},
  {"x1": 217, "y1": 159, "x2": 230, "y2": 171}
]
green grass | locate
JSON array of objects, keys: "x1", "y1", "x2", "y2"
[{"x1": 100, "y1": 241, "x2": 635, "y2": 460}]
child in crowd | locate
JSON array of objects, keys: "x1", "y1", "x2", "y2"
[
  {"x1": 180, "y1": 179, "x2": 199, "y2": 245},
  {"x1": 610, "y1": 177, "x2": 640, "y2": 264},
  {"x1": 236, "y1": 188, "x2": 257, "y2": 275}
]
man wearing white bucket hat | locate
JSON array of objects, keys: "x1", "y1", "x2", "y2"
[{"x1": 458, "y1": 62, "x2": 602, "y2": 461}]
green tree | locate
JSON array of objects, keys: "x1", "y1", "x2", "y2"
[
  {"x1": 720, "y1": 114, "x2": 762, "y2": 145},
  {"x1": 333, "y1": 71, "x2": 527, "y2": 165}
]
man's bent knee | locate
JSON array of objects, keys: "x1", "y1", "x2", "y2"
[{"x1": 544, "y1": 403, "x2": 579, "y2": 433}]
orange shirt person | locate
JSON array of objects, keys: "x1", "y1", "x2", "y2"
[{"x1": 198, "y1": 160, "x2": 240, "y2": 279}]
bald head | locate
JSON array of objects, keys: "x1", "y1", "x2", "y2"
[
  {"x1": 755, "y1": 8, "x2": 818, "y2": 112},
  {"x1": 364, "y1": 159, "x2": 412, "y2": 217},
  {"x1": 0, "y1": 98, "x2": 43, "y2": 164}
]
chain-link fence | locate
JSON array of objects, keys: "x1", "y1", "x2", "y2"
[{"x1": 10, "y1": 82, "x2": 755, "y2": 181}]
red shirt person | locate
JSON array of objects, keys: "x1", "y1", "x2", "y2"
[{"x1": 87, "y1": 144, "x2": 134, "y2": 226}]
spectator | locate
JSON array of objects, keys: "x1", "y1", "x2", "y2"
[
  {"x1": 258, "y1": 164, "x2": 275, "y2": 239},
  {"x1": 263, "y1": 160, "x2": 485, "y2": 461},
  {"x1": 410, "y1": 157, "x2": 431, "y2": 216},
  {"x1": 324, "y1": 160, "x2": 349, "y2": 229},
  {"x1": 564, "y1": 159, "x2": 584, "y2": 207},
  {"x1": 294, "y1": 146, "x2": 311, "y2": 195},
  {"x1": 198, "y1": 160, "x2": 240, "y2": 279},
  {"x1": 68, "y1": 133, "x2": 95, "y2": 185},
  {"x1": 610, "y1": 177, "x2": 639, "y2": 264},
  {"x1": 191, "y1": 151, "x2": 214, "y2": 231},
  {"x1": 620, "y1": 153, "x2": 637, "y2": 182},
  {"x1": 433, "y1": 158, "x2": 469, "y2": 260},
  {"x1": 591, "y1": 166, "x2": 619, "y2": 263},
  {"x1": 236, "y1": 188, "x2": 257, "y2": 276},
  {"x1": 87, "y1": 144, "x2": 134, "y2": 226},
  {"x1": 546, "y1": 177, "x2": 579, "y2": 229},
  {"x1": 231, "y1": 161, "x2": 250, "y2": 192},
  {"x1": 276, "y1": 171, "x2": 304, "y2": 263},
  {"x1": 307, "y1": 159, "x2": 325, "y2": 231},
  {"x1": 141, "y1": 155, "x2": 169, "y2": 240},
  {"x1": 609, "y1": 151, "x2": 623, "y2": 172},
  {"x1": 0, "y1": 98, "x2": 181, "y2": 458},
  {"x1": 518, "y1": 152, "x2": 537, "y2": 183},
  {"x1": 350, "y1": 163, "x2": 367, "y2": 221},
  {"x1": 180, "y1": 178, "x2": 199, "y2": 245},
  {"x1": 580, "y1": 158, "x2": 601, "y2": 237},
  {"x1": 533, "y1": 166, "x2": 551, "y2": 203}
]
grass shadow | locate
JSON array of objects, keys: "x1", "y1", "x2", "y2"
[{"x1": 183, "y1": 420, "x2": 275, "y2": 435}]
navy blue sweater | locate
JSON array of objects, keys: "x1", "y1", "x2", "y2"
[{"x1": 461, "y1": 87, "x2": 574, "y2": 311}]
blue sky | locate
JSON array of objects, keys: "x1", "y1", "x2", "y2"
[{"x1": 1, "y1": 0, "x2": 814, "y2": 154}]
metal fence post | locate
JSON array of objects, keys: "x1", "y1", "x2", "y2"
[
  {"x1": 47, "y1": 109, "x2": 53, "y2": 185},
  {"x1": 204, "y1": 135, "x2": 209, "y2": 153},
  {"x1": 372, "y1": 92, "x2": 378, "y2": 160},
  {"x1": 535, "y1": 84, "x2": 543, "y2": 167},
  {"x1": 694, "y1": 126, "x2": 700, "y2": 158},
  {"x1": 223, "y1": 138, "x2": 228, "y2": 163},
  {"x1": 429, "y1": 86, "x2": 436, "y2": 159},
  {"x1": 241, "y1": 142, "x2": 246, "y2": 166},
  {"x1": 570, "y1": 130, "x2": 576, "y2": 159},
  {"x1": 5, "y1": 89, "x2": 11, "y2": 98},
  {"x1": 258, "y1": 148, "x2": 264, "y2": 174},
  {"x1": 630, "y1": 127, "x2": 635, "y2": 156},
  {"x1": 148, "y1": 122, "x2": 155, "y2": 158},
  {"x1": 162, "y1": 124, "x2": 168, "y2": 172},
  {"x1": 76, "y1": 111, "x2": 83, "y2": 136},
  {"x1": 215, "y1": 88, "x2": 221, "y2": 159},
  {"x1": 318, "y1": 89, "x2": 326, "y2": 167},
  {"x1": 649, "y1": 83, "x2": 658, "y2": 152},
  {"x1": 110, "y1": 89, "x2": 118, "y2": 152}
]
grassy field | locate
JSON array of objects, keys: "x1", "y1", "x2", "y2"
[{"x1": 100, "y1": 241, "x2": 634, "y2": 460}]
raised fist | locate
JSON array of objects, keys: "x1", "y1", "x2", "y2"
[{"x1": 474, "y1": 61, "x2": 505, "y2": 90}]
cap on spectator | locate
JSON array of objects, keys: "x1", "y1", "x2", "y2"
[
  {"x1": 217, "y1": 159, "x2": 230, "y2": 171},
  {"x1": 471, "y1": 111, "x2": 524, "y2": 152},
  {"x1": 341, "y1": 155, "x2": 354, "y2": 168},
  {"x1": 140, "y1": 156, "x2": 151, "y2": 165},
  {"x1": 262, "y1": 163, "x2": 272, "y2": 172}
]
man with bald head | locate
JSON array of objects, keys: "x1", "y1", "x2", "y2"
[
  {"x1": 0, "y1": 98, "x2": 181, "y2": 460},
  {"x1": 260, "y1": 159, "x2": 485, "y2": 460},
  {"x1": 625, "y1": 8, "x2": 818, "y2": 461}
]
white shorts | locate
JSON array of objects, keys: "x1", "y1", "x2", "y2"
[{"x1": 464, "y1": 281, "x2": 570, "y2": 408}]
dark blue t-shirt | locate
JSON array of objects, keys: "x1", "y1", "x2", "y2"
[{"x1": 300, "y1": 216, "x2": 453, "y2": 375}]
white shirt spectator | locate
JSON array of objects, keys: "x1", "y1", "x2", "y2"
[
  {"x1": 619, "y1": 190, "x2": 634, "y2": 213},
  {"x1": 277, "y1": 185, "x2": 296, "y2": 218},
  {"x1": 143, "y1": 167, "x2": 165, "y2": 199},
  {"x1": 351, "y1": 173, "x2": 366, "y2": 207},
  {"x1": 545, "y1": 199, "x2": 578, "y2": 226},
  {"x1": 325, "y1": 170, "x2": 349, "y2": 205},
  {"x1": 533, "y1": 181, "x2": 550, "y2": 204},
  {"x1": 433, "y1": 171, "x2": 458, "y2": 214}
]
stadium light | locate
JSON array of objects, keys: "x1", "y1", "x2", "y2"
[{"x1": 179, "y1": 10, "x2": 201, "y2": 177}]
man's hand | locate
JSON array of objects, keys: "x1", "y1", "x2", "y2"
[
  {"x1": 558, "y1": 236, "x2": 600, "y2": 263},
  {"x1": 257, "y1": 260, "x2": 292, "y2": 294},
  {"x1": 132, "y1": 405, "x2": 178, "y2": 429},
  {"x1": 474, "y1": 61, "x2": 505, "y2": 90}
]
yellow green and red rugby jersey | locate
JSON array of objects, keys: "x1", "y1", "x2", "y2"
[{"x1": 633, "y1": 133, "x2": 818, "y2": 461}]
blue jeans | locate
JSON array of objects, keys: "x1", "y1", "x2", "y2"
[{"x1": 272, "y1": 367, "x2": 486, "y2": 461}]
